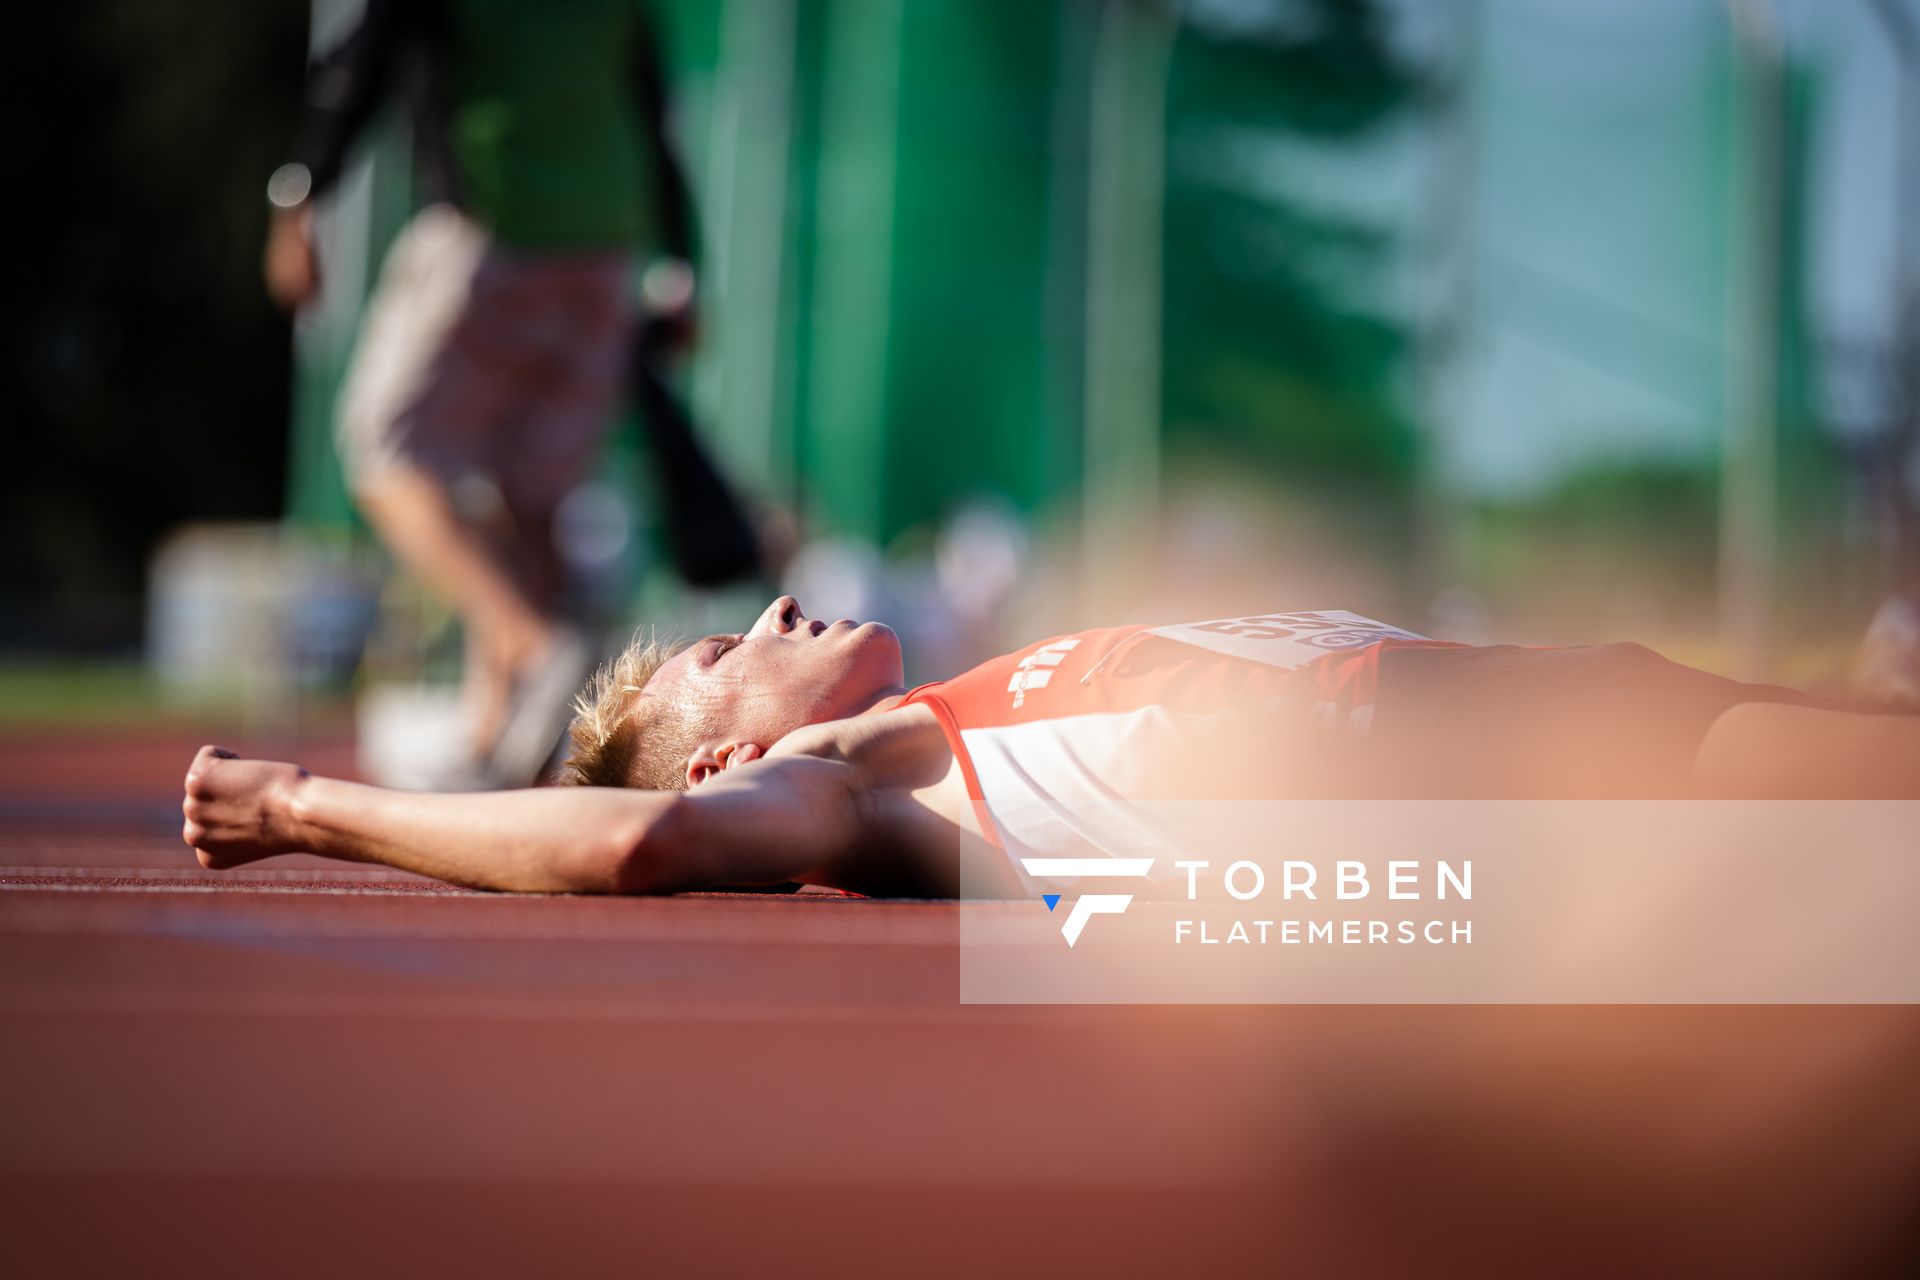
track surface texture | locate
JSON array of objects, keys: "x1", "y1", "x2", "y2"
[{"x1": 2, "y1": 729, "x2": 1916, "y2": 1278}]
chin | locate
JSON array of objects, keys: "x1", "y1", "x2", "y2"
[{"x1": 847, "y1": 620, "x2": 905, "y2": 679}]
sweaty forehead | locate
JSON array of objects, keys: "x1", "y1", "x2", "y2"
[
  {"x1": 642, "y1": 639, "x2": 747, "y2": 714},
  {"x1": 643, "y1": 646, "x2": 700, "y2": 701}
]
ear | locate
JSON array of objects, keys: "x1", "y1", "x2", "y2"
[{"x1": 684, "y1": 740, "x2": 764, "y2": 789}]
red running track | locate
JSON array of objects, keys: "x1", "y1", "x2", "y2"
[{"x1": 1, "y1": 729, "x2": 1916, "y2": 1278}]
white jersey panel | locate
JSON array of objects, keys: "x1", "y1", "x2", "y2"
[{"x1": 960, "y1": 706, "x2": 1220, "y2": 891}]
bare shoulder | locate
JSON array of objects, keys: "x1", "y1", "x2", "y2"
[
  {"x1": 765, "y1": 700, "x2": 946, "y2": 769},
  {"x1": 766, "y1": 703, "x2": 969, "y2": 837},
  {"x1": 759, "y1": 702, "x2": 970, "y2": 896}
]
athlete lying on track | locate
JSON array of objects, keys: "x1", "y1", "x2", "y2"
[{"x1": 181, "y1": 595, "x2": 1920, "y2": 896}]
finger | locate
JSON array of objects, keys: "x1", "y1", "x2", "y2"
[{"x1": 211, "y1": 747, "x2": 239, "y2": 759}]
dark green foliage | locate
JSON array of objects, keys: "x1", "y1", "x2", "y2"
[
  {"x1": 1162, "y1": 0, "x2": 1421, "y2": 483},
  {"x1": 0, "y1": 1, "x2": 309, "y2": 649}
]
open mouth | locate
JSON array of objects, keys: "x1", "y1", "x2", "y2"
[{"x1": 807, "y1": 619, "x2": 828, "y2": 637}]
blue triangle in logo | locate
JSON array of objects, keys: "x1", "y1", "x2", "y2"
[{"x1": 1042, "y1": 894, "x2": 1061, "y2": 911}]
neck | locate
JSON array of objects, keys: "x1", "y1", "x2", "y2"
[{"x1": 857, "y1": 686, "x2": 914, "y2": 718}]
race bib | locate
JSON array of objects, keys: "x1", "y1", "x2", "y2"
[{"x1": 1145, "y1": 610, "x2": 1425, "y2": 670}]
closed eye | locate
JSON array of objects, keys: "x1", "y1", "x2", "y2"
[{"x1": 709, "y1": 634, "x2": 744, "y2": 663}]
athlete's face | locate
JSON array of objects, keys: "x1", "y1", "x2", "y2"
[{"x1": 646, "y1": 595, "x2": 904, "y2": 779}]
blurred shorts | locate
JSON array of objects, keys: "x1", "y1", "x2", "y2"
[
  {"x1": 1362, "y1": 641, "x2": 1811, "y2": 797},
  {"x1": 336, "y1": 204, "x2": 634, "y2": 515}
]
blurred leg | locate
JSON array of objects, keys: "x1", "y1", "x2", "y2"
[
  {"x1": 1694, "y1": 702, "x2": 1920, "y2": 798},
  {"x1": 495, "y1": 497, "x2": 567, "y2": 620},
  {"x1": 336, "y1": 209, "x2": 557, "y2": 762},
  {"x1": 355, "y1": 462, "x2": 557, "y2": 753}
]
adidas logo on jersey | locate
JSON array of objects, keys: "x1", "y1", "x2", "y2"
[{"x1": 1007, "y1": 638, "x2": 1080, "y2": 708}]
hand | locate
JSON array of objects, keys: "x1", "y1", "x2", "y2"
[
  {"x1": 638, "y1": 258, "x2": 697, "y2": 354},
  {"x1": 181, "y1": 745, "x2": 310, "y2": 869},
  {"x1": 263, "y1": 208, "x2": 320, "y2": 310}
]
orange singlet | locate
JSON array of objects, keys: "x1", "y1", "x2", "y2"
[{"x1": 904, "y1": 610, "x2": 1453, "y2": 889}]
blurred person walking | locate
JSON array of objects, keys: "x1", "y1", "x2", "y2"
[{"x1": 262, "y1": 0, "x2": 699, "y2": 786}]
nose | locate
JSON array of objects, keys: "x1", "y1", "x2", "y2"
[{"x1": 750, "y1": 595, "x2": 803, "y2": 637}]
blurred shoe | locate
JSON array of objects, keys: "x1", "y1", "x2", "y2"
[
  {"x1": 1854, "y1": 597, "x2": 1920, "y2": 704},
  {"x1": 484, "y1": 627, "x2": 594, "y2": 788},
  {"x1": 356, "y1": 683, "x2": 494, "y2": 792}
]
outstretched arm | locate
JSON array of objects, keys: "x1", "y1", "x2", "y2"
[
  {"x1": 180, "y1": 745, "x2": 874, "y2": 895},
  {"x1": 183, "y1": 746, "x2": 673, "y2": 893}
]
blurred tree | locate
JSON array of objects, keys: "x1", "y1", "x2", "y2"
[
  {"x1": 0, "y1": 0, "x2": 308, "y2": 649},
  {"x1": 1161, "y1": 0, "x2": 1420, "y2": 482}
]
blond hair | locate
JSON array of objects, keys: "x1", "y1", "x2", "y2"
[{"x1": 557, "y1": 633, "x2": 705, "y2": 791}]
